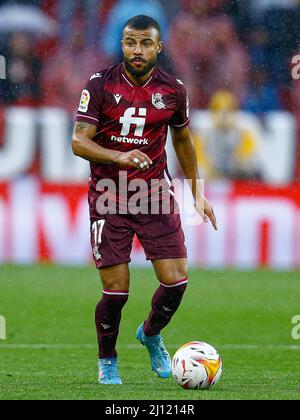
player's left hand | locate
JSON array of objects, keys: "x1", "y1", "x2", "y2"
[{"x1": 195, "y1": 197, "x2": 218, "y2": 231}]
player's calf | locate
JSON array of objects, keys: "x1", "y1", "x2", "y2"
[
  {"x1": 144, "y1": 278, "x2": 188, "y2": 336},
  {"x1": 96, "y1": 290, "x2": 129, "y2": 385},
  {"x1": 95, "y1": 290, "x2": 129, "y2": 359},
  {"x1": 137, "y1": 278, "x2": 188, "y2": 378}
]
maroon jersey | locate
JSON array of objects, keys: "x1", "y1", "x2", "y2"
[{"x1": 75, "y1": 64, "x2": 189, "y2": 206}]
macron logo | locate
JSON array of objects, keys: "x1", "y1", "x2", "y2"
[
  {"x1": 90, "y1": 73, "x2": 102, "y2": 80},
  {"x1": 114, "y1": 94, "x2": 122, "y2": 104},
  {"x1": 101, "y1": 324, "x2": 111, "y2": 330}
]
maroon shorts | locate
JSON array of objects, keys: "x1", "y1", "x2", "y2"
[{"x1": 89, "y1": 194, "x2": 187, "y2": 269}]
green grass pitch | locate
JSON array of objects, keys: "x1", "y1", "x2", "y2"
[{"x1": 0, "y1": 265, "x2": 299, "y2": 400}]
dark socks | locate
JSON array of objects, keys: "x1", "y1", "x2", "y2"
[
  {"x1": 144, "y1": 278, "x2": 188, "y2": 337},
  {"x1": 95, "y1": 290, "x2": 129, "y2": 359}
]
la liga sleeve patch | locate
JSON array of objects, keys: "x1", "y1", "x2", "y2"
[{"x1": 78, "y1": 89, "x2": 91, "y2": 113}]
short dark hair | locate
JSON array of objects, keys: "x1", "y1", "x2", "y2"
[{"x1": 123, "y1": 15, "x2": 161, "y2": 40}]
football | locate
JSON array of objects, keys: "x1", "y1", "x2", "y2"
[{"x1": 172, "y1": 342, "x2": 222, "y2": 390}]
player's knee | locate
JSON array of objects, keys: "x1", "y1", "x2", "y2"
[
  {"x1": 99, "y1": 274, "x2": 130, "y2": 291},
  {"x1": 101, "y1": 278, "x2": 129, "y2": 291},
  {"x1": 99, "y1": 265, "x2": 130, "y2": 291},
  {"x1": 154, "y1": 259, "x2": 188, "y2": 285},
  {"x1": 158, "y1": 270, "x2": 188, "y2": 285}
]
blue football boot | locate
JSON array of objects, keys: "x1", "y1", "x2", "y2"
[
  {"x1": 136, "y1": 324, "x2": 172, "y2": 378},
  {"x1": 98, "y1": 358, "x2": 122, "y2": 385}
]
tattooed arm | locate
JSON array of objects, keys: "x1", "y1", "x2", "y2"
[
  {"x1": 72, "y1": 121, "x2": 117, "y2": 165},
  {"x1": 72, "y1": 122, "x2": 152, "y2": 170}
]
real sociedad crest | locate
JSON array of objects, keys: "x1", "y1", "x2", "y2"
[{"x1": 152, "y1": 93, "x2": 165, "y2": 110}]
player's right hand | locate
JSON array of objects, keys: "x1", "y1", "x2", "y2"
[
  {"x1": 114, "y1": 150, "x2": 153, "y2": 171},
  {"x1": 195, "y1": 197, "x2": 218, "y2": 231}
]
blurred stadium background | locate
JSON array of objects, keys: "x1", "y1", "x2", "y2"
[
  {"x1": 0, "y1": 0, "x2": 300, "y2": 270},
  {"x1": 1, "y1": 0, "x2": 300, "y2": 402}
]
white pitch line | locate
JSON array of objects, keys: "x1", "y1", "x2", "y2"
[
  {"x1": 128, "y1": 344, "x2": 300, "y2": 351},
  {"x1": 0, "y1": 344, "x2": 95, "y2": 350},
  {"x1": 218, "y1": 344, "x2": 300, "y2": 351},
  {"x1": 0, "y1": 344, "x2": 300, "y2": 351}
]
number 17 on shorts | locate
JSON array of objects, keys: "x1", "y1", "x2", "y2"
[{"x1": 91, "y1": 220, "x2": 105, "y2": 262}]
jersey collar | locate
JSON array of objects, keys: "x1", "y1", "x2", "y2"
[{"x1": 121, "y1": 64, "x2": 156, "y2": 88}]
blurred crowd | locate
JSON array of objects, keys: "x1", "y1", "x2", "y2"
[
  {"x1": 1, "y1": 0, "x2": 300, "y2": 112},
  {"x1": 0, "y1": 0, "x2": 300, "y2": 181}
]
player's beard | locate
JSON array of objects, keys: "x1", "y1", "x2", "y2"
[{"x1": 124, "y1": 55, "x2": 157, "y2": 78}]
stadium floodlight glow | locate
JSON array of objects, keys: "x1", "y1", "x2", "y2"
[
  {"x1": 0, "y1": 55, "x2": 6, "y2": 80},
  {"x1": 0, "y1": 315, "x2": 6, "y2": 340}
]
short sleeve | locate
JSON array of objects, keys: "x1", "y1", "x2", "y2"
[
  {"x1": 75, "y1": 74, "x2": 104, "y2": 126},
  {"x1": 169, "y1": 82, "x2": 190, "y2": 129}
]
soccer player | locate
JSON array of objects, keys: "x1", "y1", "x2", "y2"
[{"x1": 72, "y1": 15, "x2": 217, "y2": 385}]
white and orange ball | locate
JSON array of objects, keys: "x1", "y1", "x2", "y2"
[{"x1": 172, "y1": 342, "x2": 222, "y2": 390}]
